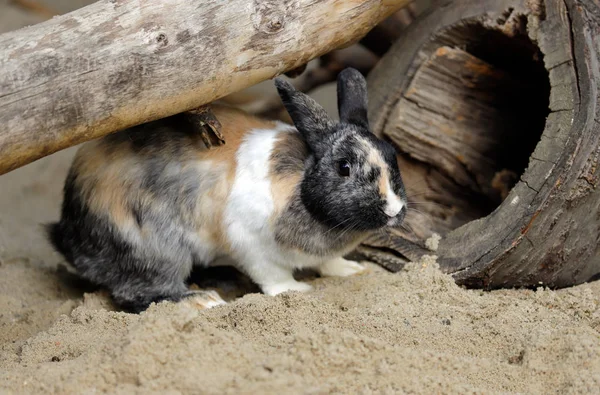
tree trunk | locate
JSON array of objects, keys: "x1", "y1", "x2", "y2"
[
  {"x1": 0, "y1": 0, "x2": 409, "y2": 175},
  {"x1": 363, "y1": 0, "x2": 600, "y2": 289}
]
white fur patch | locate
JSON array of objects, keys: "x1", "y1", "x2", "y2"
[
  {"x1": 318, "y1": 257, "x2": 365, "y2": 277},
  {"x1": 384, "y1": 187, "x2": 404, "y2": 218},
  {"x1": 226, "y1": 128, "x2": 278, "y2": 237},
  {"x1": 223, "y1": 126, "x2": 329, "y2": 292},
  {"x1": 262, "y1": 281, "x2": 313, "y2": 296}
]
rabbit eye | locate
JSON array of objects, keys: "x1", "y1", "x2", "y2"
[{"x1": 337, "y1": 159, "x2": 351, "y2": 177}]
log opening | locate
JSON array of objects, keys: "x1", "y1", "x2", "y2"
[{"x1": 383, "y1": 15, "x2": 550, "y2": 241}]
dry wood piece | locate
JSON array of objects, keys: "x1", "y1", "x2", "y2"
[
  {"x1": 364, "y1": 0, "x2": 600, "y2": 289},
  {"x1": 360, "y1": 0, "x2": 428, "y2": 56},
  {"x1": 9, "y1": 0, "x2": 57, "y2": 18},
  {"x1": 0, "y1": 0, "x2": 410, "y2": 175},
  {"x1": 183, "y1": 106, "x2": 225, "y2": 149},
  {"x1": 289, "y1": 47, "x2": 380, "y2": 99},
  {"x1": 220, "y1": 45, "x2": 380, "y2": 120},
  {"x1": 284, "y1": 64, "x2": 308, "y2": 79}
]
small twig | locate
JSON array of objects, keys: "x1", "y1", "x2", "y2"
[
  {"x1": 183, "y1": 105, "x2": 225, "y2": 149},
  {"x1": 284, "y1": 64, "x2": 308, "y2": 78},
  {"x1": 9, "y1": 0, "x2": 57, "y2": 19}
]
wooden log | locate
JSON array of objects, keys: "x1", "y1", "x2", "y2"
[
  {"x1": 364, "y1": 0, "x2": 600, "y2": 289},
  {"x1": 0, "y1": 0, "x2": 410, "y2": 175}
]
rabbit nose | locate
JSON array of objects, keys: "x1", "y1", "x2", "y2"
[{"x1": 383, "y1": 192, "x2": 404, "y2": 218}]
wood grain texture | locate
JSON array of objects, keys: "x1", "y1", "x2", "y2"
[
  {"x1": 390, "y1": 46, "x2": 525, "y2": 200},
  {"x1": 366, "y1": 0, "x2": 600, "y2": 289},
  {"x1": 0, "y1": 0, "x2": 410, "y2": 175}
]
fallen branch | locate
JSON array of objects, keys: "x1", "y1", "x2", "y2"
[
  {"x1": 221, "y1": 45, "x2": 380, "y2": 119},
  {"x1": 0, "y1": 0, "x2": 409, "y2": 175}
]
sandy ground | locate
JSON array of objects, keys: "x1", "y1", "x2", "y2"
[{"x1": 2, "y1": 2, "x2": 600, "y2": 394}]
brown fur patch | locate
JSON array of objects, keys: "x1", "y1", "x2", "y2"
[
  {"x1": 378, "y1": 171, "x2": 390, "y2": 197},
  {"x1": 71, "y1": 105, "x2": 278, "y2": 253},
  {"x1": 271, "y1": 174, "x2": 302, "y2": 215},
  {"x1": 197, "y1": 162, "x2": 232, "y2": 253},
  {"x1": 359, "y1": 136, "x2": 391, "y2": 198},
  {"x1": 72, "y1": 140, "x2": 138, "y2": 231},
  {"x1": 268, "y1": 131, "x2": 307, "y2": 218}
]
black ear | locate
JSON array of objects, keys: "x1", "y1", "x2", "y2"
[
  {"x1": 275, "y1": 78, "x2": 333, "y2": 151},
  {"x1": 337, "y1": 68, "x2": 369, "y2": 129}
]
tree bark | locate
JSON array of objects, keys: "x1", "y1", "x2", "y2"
[
  {"x1": 364, "y1": 0, "x2": 600, "y2": 288},
  {"x1": 0, "y1": 0, "x2": 409, "y2": 175}
]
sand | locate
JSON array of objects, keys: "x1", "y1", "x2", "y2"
[
  {"x1": 1, "y1": 150, "x2": 600, "y2": 394},
  {"x1": 2, "y1": 5, "x2": 600, "y2": 392}
]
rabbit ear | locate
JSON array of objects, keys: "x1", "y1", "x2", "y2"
[
  {"x1": 337, "y1": 68, "x2": 369, "y2": 129},
  {"x1": 275, "y1": 78, "x2": 334, "y2": 151}
]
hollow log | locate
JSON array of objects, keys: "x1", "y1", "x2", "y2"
[
  {"x1": 0, "y1": 0, "x2": 410, "y2": 175},
  {"x1": 363, "y1": 0, "x2": 600, "y2": 288}
]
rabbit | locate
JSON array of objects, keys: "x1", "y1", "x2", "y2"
[{"x1": 47, "y1": 68, "x2": 407, "y2": 313}]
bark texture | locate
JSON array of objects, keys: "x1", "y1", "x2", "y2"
[
  {"x1": 364, "y1": 0, "x2": 600, "y2": 288},
  {"x1": 0, "y1": 0, "x2": 409, "y2": 175}
]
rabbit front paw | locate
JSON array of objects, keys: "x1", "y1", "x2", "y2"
[
  {"x1": 262, "y1": 281, "x2": 313, "y2": 296},
  {"x1": 181, "y1": 290, "x2": 227, "y2": 309},
  {"x1": 318, "y1": 257, "x2": 365, "y2": 277}
]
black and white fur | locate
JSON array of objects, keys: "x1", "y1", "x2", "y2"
[{"x1": 48, "y1": 68, "x2": 407, "y2": 313}]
